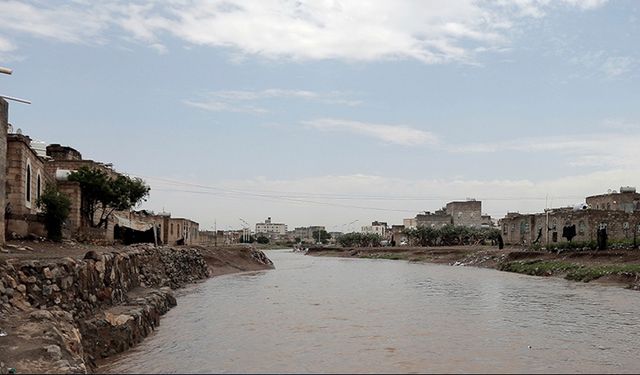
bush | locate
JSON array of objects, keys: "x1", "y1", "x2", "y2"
[{"x1": 36, "y1": 185, "x2": 71, "y2": 242}]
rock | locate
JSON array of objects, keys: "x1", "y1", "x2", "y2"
[
  {"x1": 104, "y1": 312, "x2": 133, "y2": 326},
  {"x1": 95, "y1": 261, "x2": 105, "y2": 274},
  {"x1": 43, "y1": 267, "x2": 54, "y2": 279},
  {"x1": 42, "y1": 285, "x2": 53, "y2": 296},
  {"x1": 25, "y1": 276, "x2": 37, "y2": 284},
  {"x1": 30, "y1": 310, "x2": 54, "y2": 321},
  {"x1": 10, "y1": 297, "x2": 31, "y2": 311},
  {"x1": 45, "y1": 344, "x2": 62, "y2": 361},
  {"x1": 60, "y1": 276, "x2": 74, "y2": 290},
  {"x1": 83, "y1": 250, "x2": 100, "y2": 261},
  {"x1": 16, "y1": 284, "x2": 26, "y2": 294}
]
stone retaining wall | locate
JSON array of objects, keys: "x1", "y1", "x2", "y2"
[{"x1": 0, "y1": 245, "x2": 210, "y2": 372}]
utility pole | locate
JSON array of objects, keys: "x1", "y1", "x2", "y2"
[{"x1": 214, "y1": 220, "x2": 217, "y2": 247}]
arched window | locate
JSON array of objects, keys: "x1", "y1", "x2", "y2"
[
  {"x1": 36, "y1": 173, "x2": 42, "y2": 201},
  {"x1": 26, "y1": 162, "x2": 32, "y2": 204}
]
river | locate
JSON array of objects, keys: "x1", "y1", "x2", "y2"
[{"x1": 103, "y1": 250, "x2": 640, "y2": 373}]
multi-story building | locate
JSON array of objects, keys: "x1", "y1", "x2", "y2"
[
  {"x1": 255, "y1": 217, "x2": 287, "y2": 238},
  {"x1": 292, "y1": 225, "x2": 325, "y2": 242},
  {"x1": 361, "y1": 221, "x2": 388, "y2": 238},
  {"x1": 403, "y1": 200, "x2": 491, "y2": 230},
  {"x1": 415, "y1": 209, "x2": 451, "y2": 228},
  {"x1": 446, "y1": 200, "x2": 482, "y2": 228}
]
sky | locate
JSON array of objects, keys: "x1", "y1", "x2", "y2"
[{"x1": 0, "y1": 0, "x2": 639, "y2": 232}]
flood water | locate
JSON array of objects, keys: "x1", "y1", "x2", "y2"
[{"x1": 104, "y1": 250, "x2": 640, "y2": 373}]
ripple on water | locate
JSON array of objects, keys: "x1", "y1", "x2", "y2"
[{"x1": 103, "y1": 250, "x2": 640, "y2": 374}]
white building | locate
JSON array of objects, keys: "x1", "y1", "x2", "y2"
[
  {"x1": 361, "y1": 221, "x2": 387, "y2": 238},
  {"x1": 255, "y1": 217, "x2": 287, "y2": 237}
]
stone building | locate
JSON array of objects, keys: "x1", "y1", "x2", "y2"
[
  {"x1": 586, "y1": 187, "x2": 640, "y2": 213},
  {"x1": 446, "y1": 200, "x2": 482, "y2": 228},
  {"x1": 5, "y1": 132, "x2": 54, "y2": 238},
  {"x1": 500, "y1": 206, "x2": 640, "y2": 246},
  {"x1": 415, "y1": 209, "x2": 452, "y2": 228},
  {"x1": 403, "y1": 200, "x2": 491, "y2": 230},
  {"x1": 162, "y1": 216, "x2": 199, "y2": 245},
  {"x1": 0, "y1": 98, "x2": 7, "y2": 245}
]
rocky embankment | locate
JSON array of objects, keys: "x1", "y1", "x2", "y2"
[{"x1": 0, "y1": 244, "x2": 273, "y2": 374}]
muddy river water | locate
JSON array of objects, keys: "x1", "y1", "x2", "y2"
[{"x1": 103, "y1": 250, "x2": 640, "y2": 373}]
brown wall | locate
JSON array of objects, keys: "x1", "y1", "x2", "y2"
[
  {"x1": 501, "y1": 209, "x2": 640, "y2": 246},
  {"x1": 0, "y1": 99, "x2": 7, "y2": 245},
  {"x1": 586, "y1": 192, "x2": 640, "y2": 213},
  {"x1": 446, "y1": 201, "x2": 482, "y2": 228}
]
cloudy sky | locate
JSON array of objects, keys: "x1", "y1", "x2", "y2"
[{"x1": 1, "y1": 0, "x2": 639, "y2": 231}]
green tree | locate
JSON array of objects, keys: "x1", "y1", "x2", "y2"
[
  {"x1": 36, "y1": 185, "x2": 71, "y2": 242},
  {"x1": 256, "y1": 235, "x2": 270, "y2": 244},
  {"x1": 68, "y1": 166, "x2": 150, "y2": 228},
  {"x1": 311, "y1": 229, "x2": 331, "y2": 244}
]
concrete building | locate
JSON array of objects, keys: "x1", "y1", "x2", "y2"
[
  {"x1": 446, "y1": 200, "x2": 482, "y2": 228},
  {"x1": 403, "y1": 217, "x2": 417, "y2": 229},
  {"x1": 361, "y1": 221, "x2": 388, "y2": 238},
  {"x1": 292, "y1": 225, "x2": 325, "y2": 242},
  {"x1": 586, "y1": 187, "x2": 640, "y2": 213},
  {"x1": 255, "y1": 217, "x2": 287, "y2": 238}
]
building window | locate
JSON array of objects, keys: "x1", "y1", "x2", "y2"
[
  {"x1": 170, "y1": 223, "x2": 173, "y2": 234},
  {"x1": 36, "y1": 173, "x2": 41, "y2": 201},
  {"x1": 578, "y1": 221, "x2": 586, "y2": 235},
  {"x1": 26, "y1": 162, "x2": 32, "y2": 204}
]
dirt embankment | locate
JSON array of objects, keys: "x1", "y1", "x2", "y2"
[
  {"x1": 307, "y1": 245, "x2": 640, "y2": 290},
  {"x1": 0, "y1": 242, "x2": 273, "y2": 374}
]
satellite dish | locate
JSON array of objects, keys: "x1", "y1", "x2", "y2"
[
  {"x1": 16, "y1": 128, "x2": 22, "y2": 135},
  {"x1": 607, "y1": 189, "x2": 612, "y2": 194}
]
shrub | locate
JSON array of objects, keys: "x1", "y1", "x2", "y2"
[{"x1": 36, "y1": 185, "x2": 71, "y2": 242}]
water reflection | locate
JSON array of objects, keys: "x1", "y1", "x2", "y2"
[{"x1": 104, "y1": 250, "x2": 640, "y2": 374}]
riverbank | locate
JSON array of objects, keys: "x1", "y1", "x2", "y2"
[
  {"x1": 0, "y1": 242, "x2": 273, "y2": 374},
  {"x1": 306, "y1": 245, "x2": 640, "y2": 290}
]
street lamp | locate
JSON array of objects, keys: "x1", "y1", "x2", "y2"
[{"x1": 0, "y1": 66, "x2": 31, "y2": 104}]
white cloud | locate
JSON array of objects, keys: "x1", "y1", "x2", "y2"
[
  {"x1": 185, "y1": 89, "x2": 361, "y2": 113},
  {"x1": 448, "y1": 130, "x2": 640, "y2": 169},
  {"x1": 304, "y1": 118, "x2": 438, "y2": 146},
  {"x1": 0, "y1": 0, "x2": 609, "y2": 64},
  {"x1": 601, "y1": 56, "x2": 636, "y2": 78},
  {"x1": 182, "y1": 99, "x2": 269, "y2": 114}
]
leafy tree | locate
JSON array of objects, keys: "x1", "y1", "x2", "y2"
[
  {"x1": 68, "y1": 166, "x2": 150, "y2": 228},
  {"x1": 36, "y1": 185, "x2": 71, "y2": 242},
  {"x1": 338, "y1": 232, "x2": 381, "y2": 247},
  {"x1": 256, "y1": 235, "x2": 270, "y2": 244},
  {"x1": 311, "y1": 229, "x2": 331, "y2": 243}
]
